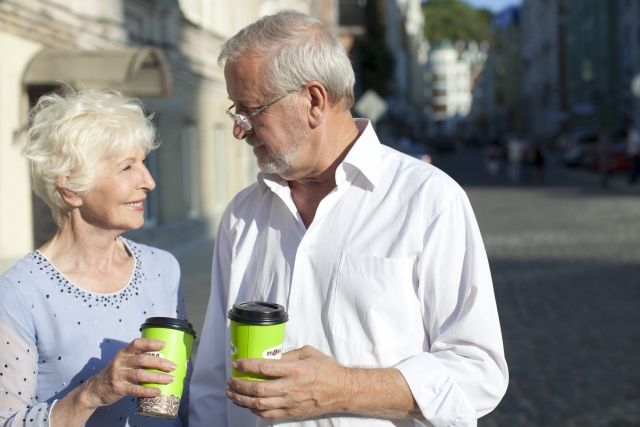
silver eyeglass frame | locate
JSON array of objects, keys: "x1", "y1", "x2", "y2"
[{"x1": 225, "y1": 88, "x2": 301, "y2": 132}]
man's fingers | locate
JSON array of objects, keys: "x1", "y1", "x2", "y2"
[
  {"x1": 250, "y1": 408, "x2": 290, "y2": 420},
  {"x1": 225, "y1": 389, "x2": 288, "y2": 414},
  {"x1": 233, "y1": 358, "x2": 296, "y2": 378},
  {"x1": 227, "y1": 375, "x2": 284, "y2": 398},
  {"x1": 281, "y1": 345, "x2": 315, "y2": 361}
]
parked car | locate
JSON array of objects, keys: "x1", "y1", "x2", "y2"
[
  {"x1": 594, "y1": 142, "x2": 631, "y2": 173},
  {"x1": 562, "y1": 132, "x2": 598, "y2": 168}
]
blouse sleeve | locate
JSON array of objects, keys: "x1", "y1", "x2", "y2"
[
  {"x1": 0, "y1": 320, "x2": 52, "y2": 427},
  {"x1": 0, "y1": 273, "x2": 54, "y2": 427}
]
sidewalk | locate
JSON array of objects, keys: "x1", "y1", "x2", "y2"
[{"x1": 561, "y1": 163, "x2": 640, "y2": 195}]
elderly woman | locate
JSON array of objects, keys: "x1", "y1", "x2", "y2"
[{"x1": 0, "y1": 89, "x2": 189, "y2": 426}]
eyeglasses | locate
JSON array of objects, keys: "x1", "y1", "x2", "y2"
[{"x1": 225, "y1": 89, "x2": 298, "y2": 132}]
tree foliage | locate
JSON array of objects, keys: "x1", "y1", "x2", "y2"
[
  {"x1": 422, "y1": 0, "x2": 492, "y2": 43},
  {"x1": 360, "y1": 0, "x2": 394, "y2": 96}
]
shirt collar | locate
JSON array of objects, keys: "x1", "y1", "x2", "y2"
[
  {"x1": 257, "y1": 118, "x2": 383, "y2": 192},
  {"x1": 341, "y1": 118, "x2": 383, "y2": 189}
]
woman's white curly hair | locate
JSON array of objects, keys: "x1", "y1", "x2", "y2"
[{"x1": 23, "y1": 87, "x2": 158, "y2": 227}]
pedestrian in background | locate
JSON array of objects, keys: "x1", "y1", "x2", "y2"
[
  {"x1": 507, "y1": 135, "x2": 525, "y2": 183},
  {"x1": 189, "y1": 10, "x2": 508, "y2": 427},
  {"x1": 626, "y1": 120, "x2": 640, "y2": 185},
  {"x1": 0, "y1": 89, "x2": 190, "y2": 426},
  {"x1": 529, "y1": 137, "x2": 546, "y2": 183},
  {"x1": 597, "y1": 127, "x2": 612, "y2": 187},
  {"x1": 483, "y1": 139, "x2": 503, "y2": 182}
]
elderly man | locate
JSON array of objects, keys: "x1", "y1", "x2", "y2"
[{"x1": 190, "y1": 10, "x2": 508, "y2": 427}]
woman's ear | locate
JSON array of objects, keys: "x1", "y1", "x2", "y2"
[
  {"x1": 307, "y1": 81, "x2": 328, "y2": 128},
  {"x1": 57, "y1": 177, "x2": 83, "y2": 208}
]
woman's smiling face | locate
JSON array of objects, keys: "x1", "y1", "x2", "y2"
[{"x1": 77, "y1": 147, "x2": 155, "y2": 232}]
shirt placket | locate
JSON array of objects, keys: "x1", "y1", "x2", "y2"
[{"x1": 283, "y1": 171, "x2": 352, "y2": 352}]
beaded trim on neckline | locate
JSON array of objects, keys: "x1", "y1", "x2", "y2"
[{"x1": 30, "y1": 239, "x2": 143, "y2": 307}]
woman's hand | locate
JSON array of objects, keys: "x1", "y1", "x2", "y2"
[
  {"x1": 81, "y1": 338, "x2": 176, "y2": 408},
  {"x1": 51, "y1": 338, "x2": 175, "y2": 427}
]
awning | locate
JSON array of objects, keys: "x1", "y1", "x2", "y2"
[{"x1": 23, "y1": 47, "x2": 172, "y2": 96}]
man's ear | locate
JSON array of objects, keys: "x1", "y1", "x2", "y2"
[
  {"x1": 307, "y1": 81, "x2": 328, "y2": 128},
  {"x1": 57, "y1": 177, "x2": 83, "y2": 208}
]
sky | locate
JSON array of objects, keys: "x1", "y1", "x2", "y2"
[{"x1": 461, "y1": 0, "x2": 522, "y2": 13}]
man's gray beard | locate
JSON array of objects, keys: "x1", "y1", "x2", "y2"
[{"x1": 246, "y1": 136, "x2": 303, "y2": 175}]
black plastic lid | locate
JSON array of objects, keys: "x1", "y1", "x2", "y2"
[
  {"x1": 228, "y1": 301, "x2": 288, "y2": 325},
  {"x1": 140, "y1": 317, "x2": 196, "y2": 339}
]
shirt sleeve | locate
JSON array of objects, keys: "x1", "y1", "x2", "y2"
[
  {"x1": 0, "y1": 278, "x2": 52, "y2": 427},
  {"x1": 394, "y1": 189, "x2": 509, "y2": 426},
  {"x1": 188, "y1": 213, "x2": 233, "y2": 427}
]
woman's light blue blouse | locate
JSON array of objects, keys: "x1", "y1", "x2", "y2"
[{"x1": 0, "y1": 238, "x2": 189, "y2": 426}]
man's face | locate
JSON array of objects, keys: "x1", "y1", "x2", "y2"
[{"x1": 224, "y1": 55, "x2": 314, "y2": 179}]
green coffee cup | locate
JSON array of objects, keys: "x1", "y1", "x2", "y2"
[
  {"x1": 136, "y1": 317, "x2": 196, "y2": 418},
  {"x1": 228, "y1": 302, "x2": 288, "y2": 380}
]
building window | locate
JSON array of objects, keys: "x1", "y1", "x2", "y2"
[
  {"x1": 126, "y1": 9, "x2": 147, "y2": 44},
  {"x1": 181, "y1": 123, "x2": 200, "y2": 218}
]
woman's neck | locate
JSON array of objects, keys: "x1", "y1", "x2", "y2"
[{"x1": 38, "y1": 223, "x2": 132, "y2": 293}]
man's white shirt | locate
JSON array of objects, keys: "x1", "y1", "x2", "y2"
[{"x1": 190, "y1": 120, "x2": 508, "y2": 427}]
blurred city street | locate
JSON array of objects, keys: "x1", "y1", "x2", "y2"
[
  {"x1": 436, "y1": 149, "x2": 640, "y2": 427},
  {"x1": 175, "y1": 147, "x2": 640, "y2": 426}
]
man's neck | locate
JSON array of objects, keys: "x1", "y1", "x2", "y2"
[{"x1": 288, "y1": 114, "x2": 361, "y2": 227}]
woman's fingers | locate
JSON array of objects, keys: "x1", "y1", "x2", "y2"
[
  {"x1": 124, "y1": 338, "x2": 165, "y2": 354},
  {"x1": 86, "y1": 338, "x2": 177, "y2": 406},
  {"x1": 129, "y1": 368, "x2": 174, "y2": 385},
  {"x1": 131, "y1": 353, "x2": 176, "y2": 373},
  {"x1": 128, "y1": 383, "x2": 163, "y2": 398},
  {"x1": 116, "y1": 339, "x2": 175, "y2": 373}
]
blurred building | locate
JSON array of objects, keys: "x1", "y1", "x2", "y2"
[
  {"x1": 337, "y1": 0, "x2": 369, "y2": 101},
  {"x1": 339, "y1": 0, "x2": 427, "y2": 145},
  {"x1": 617, "y1": 0, "x2": 640, "y2": 129},
  {"x1": 463, "y1": 40, "x2": 491, "y2": 142},
  {"x1": 565, "y1": 1, "x2": 619, "y2": 133},
  {"x1": 0, "y1": 0, "x2": 336, "y2": 273},
  {"x1": 0, "y1": 0, "x2": 429, "y2": 273},
  {"x1": 519, "y1": 0, "x2": 640, "y2": 142},
  {"x1": 425, "y1": 41, "x2": 487, "y2": 139},
  {"x1": 520, "y1": 0, "x2": 566, "y2": 140},
  {"x1": 492, "y1": 5, "x2": 524, "y2": 138},
  {"x1": 383, "y1": 0, "x2": 427, "y2": 142}
]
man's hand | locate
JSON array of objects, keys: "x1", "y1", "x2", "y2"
[{"x1": 225, "y1": 345, "x2": 352, "y2": 420}]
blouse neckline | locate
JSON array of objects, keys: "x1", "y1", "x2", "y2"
[{"x1": 33, "y1": 237, "x2": 139, "y2": 297}]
